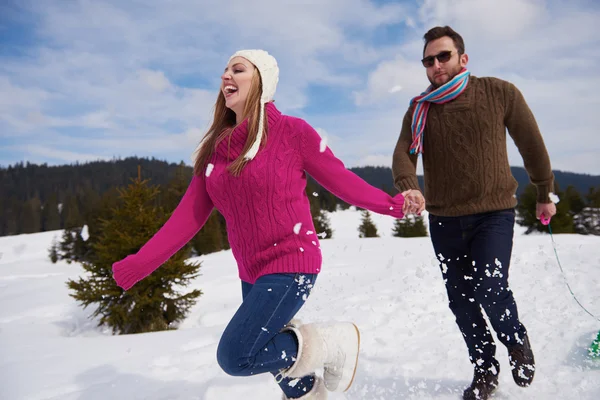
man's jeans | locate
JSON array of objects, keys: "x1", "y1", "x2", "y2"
[
  {"x1": 217, "y1": 273, "x2": 318, "y2": 398},
  {"x1": 429, "y1": 208, "x2": 528, "y2": 371}
]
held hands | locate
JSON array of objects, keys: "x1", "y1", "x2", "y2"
[
  {"x1": 402, "y1": 189, "x2": 425, "y2": 216},
  {"x1": 536, "y1": 202, "x2": 556, "y2": 225},
  {"x1": 389, "y1": 193, "x2": 406, "y2": 219}
]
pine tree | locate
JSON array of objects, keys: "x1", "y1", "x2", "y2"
[
  {"x1": 517, "y1": 183, "x2": 574, "y2": 234},
  {"x1": 216, "y1": 212, "x2": 231, "y2": 250},
  {"x1": 306, "y1": 179, "x2": 333, "y2": 239},
  {"x1": 164, "y1": 163, "x2": 229, "y2": 255},
  {"x1": 320, "y1": 190, "x2": 338, "y2": 213},
  {"x1": 49, "y1": 236, "x2": 59, "y2": 263},
  {"x1": 62, "y1": 194, "x2": 84, "y2": 229},
  {"x1": 192, "y1": 210, "x2": 225, "y2": 255},
  {"x1": 314, "y1": 210, "x2": 333, "y2": 239},
  {"x1": 586, "y1": 187, "x2": 600, "y2": 207},
  {"x1": 516, "y1": 184, "x2": 540, "y2": 233},
  {"x1": 337, "y1": 200, "x2": 351, "y2": 210},
  {"x1": 548, "y1": 186, "x2": 575, "y2": 234},
  {"x1": 3, "y1": 196, "x2": 20, "y2": 235},
  {"x1": 358, "y1": 210, "x2": 379, "y2": 238},
  {"x1": 57, "y1": 227, "x2": 89, "y2": 263},
  {"x1": 574, "y1": 207, "x2": 600, "y2": 235},
  {"x1": 392, "y1": 215, "x2": 428, "y2": 237},
  {"x1": 564, "y1": 185, "x2": 585, "y2": 215},
  {"x1": 42, "y1": 194, "x2": 61, "y2": 231},
  {"x1": 162, "y1": 162, "x2": 192, "y2": 210},
  {"x1": 58, "y1": 229, "x2": 76, "y2": 263},
  {"x1": 21, "y1": 197, "x2": 42, "y2": 233},
  {"x1": 66, "y1": 177, "x2": 202, "y2": 335}
]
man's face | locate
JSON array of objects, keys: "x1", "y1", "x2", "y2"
[{"x1": 422, "y1": 36, "x2": 468, "y2": 88}]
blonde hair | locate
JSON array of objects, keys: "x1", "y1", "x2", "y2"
[{"x1": 193, "y1": 69, "x2": 268, "y2": 177}]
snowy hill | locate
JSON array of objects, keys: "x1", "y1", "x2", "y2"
[{"x1": 1, "y1": 208, "x2": 599, "y2": 399}]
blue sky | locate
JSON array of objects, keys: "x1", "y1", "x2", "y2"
[{"x1": 1, "y1": 0, "x2": 599, "y2": 174}]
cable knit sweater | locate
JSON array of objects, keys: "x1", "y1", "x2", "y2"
[
  {"x1": 392, "y1": 76, "x2": 554, "y2": 217},
  {"x1": 113, "y1": 103, "x2": 405, "y2": 289}
]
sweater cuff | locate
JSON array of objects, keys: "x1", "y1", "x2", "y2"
[
  {"x1": 395, "y1": 176, "x2": 420, "y2": 193},
  {"x1": 536, "y1": 184, "x2": 553, "y2": 204}
]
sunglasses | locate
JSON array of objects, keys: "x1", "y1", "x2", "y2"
[{"x1": 421, "y1": 50, "x2": 453, "y2": 68}]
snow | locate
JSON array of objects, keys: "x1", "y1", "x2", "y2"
[
  {"x1": 205, "y1": 163, "x2": 214, "y2": 177},
  {"x1": 80, "y1": 225, "x2": 89, "y2": 242},
  {"x1": 1, "y1": 211, "x2": 599, "y2": 399},
  {"x1": 294, "y1": 222, "x2": 302, "y2": 235},
  {"x1": 320, "y1": 138, "x2": 328, "y2": 153}
]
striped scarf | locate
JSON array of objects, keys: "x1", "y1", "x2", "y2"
[{"x1": 409, "y1": 68, "x2": 470, "y2": 155}]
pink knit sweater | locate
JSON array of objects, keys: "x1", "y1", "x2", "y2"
[{"x1": 113, "y1": 103, "x2": 405, "y2": 289}]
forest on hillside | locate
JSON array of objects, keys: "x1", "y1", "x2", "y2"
[{"x1": 2, "y1": 157, "x2": 600, "y2": 238}]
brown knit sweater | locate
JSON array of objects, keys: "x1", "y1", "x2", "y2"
[{"x1": 392, "y1": 76, "x2": 554, "y2": 217}]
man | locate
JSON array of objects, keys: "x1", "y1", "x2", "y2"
[{"x1": 393, "y1": 26, "x2": 556, "y2": 400}]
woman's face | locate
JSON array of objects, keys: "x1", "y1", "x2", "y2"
[{"x1": 221, "y1": 56, "x2": 255, "y2": 116}]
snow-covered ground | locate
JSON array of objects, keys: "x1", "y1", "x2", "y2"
[{"x1": 1, "y1": 208, "x2": 599, "y2": 399}]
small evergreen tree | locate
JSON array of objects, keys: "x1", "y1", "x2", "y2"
[
  {"x1": 564, "y1": 185, "x2": 585, "y2": 215},
  {"x1": 321, "y1": 191, "x2": 338, "y2": 213},
  {"x1": 306, "y1": 179, "x2": 333, "y2": 239},
  {"x1": 358, "y1": 210, "x2": 379, "y2": 238},
  {"x1": 66, "y1": 177, "x2": 202, "y2": 335},
  {"x1": 586, "y1": 187, "x2": 600, "y2": 207},
  {"x1": 49, "y1": 237, "x2": 59, "y2": 263},
  {"x1": 516, "y1": 184, "x2": 540, "y2": 233},
  {"x1": 516, "y1": 183, "x2": 574, "y2": 234},
  {"x1": 548, "y1": 187, "x2": 575, "y2": 234},
  {"x1": 574, "y1": 207, "x2": 600, "y2": 235},
  {"x1": 58, "y1": 228, "x2": 89, "y2": 264},
  {"x1": 314, "y1": 210, "x2": 333, "y2": 239},
  {"x1": 392, "y1": 215, "x2": 428, "y2": 237},
  {"x1": 337, "y1": 200, "x2": 351, "y2": 210}
]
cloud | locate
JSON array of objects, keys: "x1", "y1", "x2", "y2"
[
  {"x1": 353, "y1": 55, "x2": 428, "y2": 106},
  {"x1": 19, "y1": 145, "x2": 110, "y2": 164},
  {"x1": 347, "y1": 0, "x2": 600, "y2": 174},
  {"x1": 1, "y1": 0, "x2": 411, "y2": 165},
  {"x1": 0, "y1": 0, "x2": 598, "y2": 176}
]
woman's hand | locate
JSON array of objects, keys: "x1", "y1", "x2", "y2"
[{"x1": 402, "y1": 189, "x2": 425, "y2": 215}]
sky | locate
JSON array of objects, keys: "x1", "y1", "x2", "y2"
[{"x1": 1, "y1": 0, "x2": 599, "y2": 175}]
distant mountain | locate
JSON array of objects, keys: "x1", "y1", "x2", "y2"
[
  {"x1": 2, "y1": 158, "x2": 599, "y2": 202},
  {"x1": 1, "y1": 158, "x2": 599, "y2": 237},
  {"x1": 348, "y1": 165, "x2": 600, "y2": 197}
]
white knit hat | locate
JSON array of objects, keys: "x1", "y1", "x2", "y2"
[{"x1": 228, "y1": 49, "x2": 279, "y2": 160}]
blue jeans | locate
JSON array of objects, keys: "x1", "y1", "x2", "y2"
[
  {"x1": 217, "y1": 273, "x2": 318, "y2": 398},
  {"x1": 428, "y1": 209, "x2": 528, "y2": 371}
]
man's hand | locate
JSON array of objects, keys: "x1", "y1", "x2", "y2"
[
  {"x1": 402, "y1": 189, "x2": 425, "y2": 215},
  {"x1": 536, "y1": 202, "x2": 556, "y2": 222}
]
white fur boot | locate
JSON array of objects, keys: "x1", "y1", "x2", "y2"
[
  {"x1": 280, "y1": 377, "x2": 328, "y2": 399},
  {"x1": 281, "y1": 322, "x2": 360, "y2": 392}
]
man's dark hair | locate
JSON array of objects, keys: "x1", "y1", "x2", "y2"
[{"x1": 423, "y1": 26, "x2": 465, "y2": 56}]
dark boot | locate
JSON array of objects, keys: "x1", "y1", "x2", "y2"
[
  {"x1": 463, "y1": 360, "x2": 500, "y2": 400},
  {"x1": 508, "y1": 335, "x2": 535, "y2": 387}
]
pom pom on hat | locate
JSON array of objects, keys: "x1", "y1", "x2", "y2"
[{"x1": 228, "y1": 49, "x2": 279, "y2": 160}]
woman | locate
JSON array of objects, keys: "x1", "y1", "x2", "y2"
[{"x1": 112, "y1": 49, "x2": 405, "y2": 399}]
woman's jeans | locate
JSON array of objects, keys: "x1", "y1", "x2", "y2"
[{"x1": 217, "y1": 273, "x2": 318, "y2": 398}]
